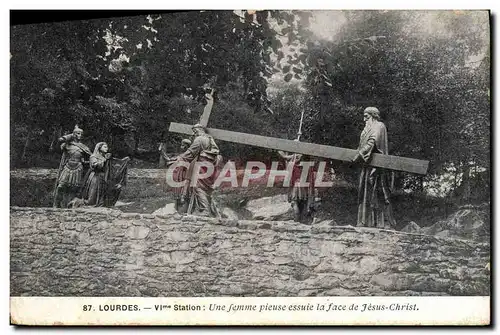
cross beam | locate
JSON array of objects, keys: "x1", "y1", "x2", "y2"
[{"x1": 169, "y1": 122, "x2": 429, "y2": 175}]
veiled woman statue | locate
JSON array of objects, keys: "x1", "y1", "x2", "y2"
[{"x1": 82, "y1": 142, "x2": 130, "y2": 207}]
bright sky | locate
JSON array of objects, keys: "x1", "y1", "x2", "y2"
[{"x1": 309, "y1": 10, "x2": 347, "y2": 42}]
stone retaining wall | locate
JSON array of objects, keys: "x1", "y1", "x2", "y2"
[
  {"x1": 10, "y1": 207, "x2": 490, "y2": 297},
  {"x1": 10, "y1": 168, "x2": 162, "y2": 180}
]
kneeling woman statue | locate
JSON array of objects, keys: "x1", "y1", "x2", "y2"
[{"x1": 82, "y1": 142, "x2": 130, "y2": 207}]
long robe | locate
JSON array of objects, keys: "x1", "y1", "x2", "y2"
[
  {"x1": 278, "y1": 152, "x2": 317, "y2": 223},
  {"x1": 167, "y1": 154, "x2": 191, "y2": 213},
  {"x1": 356, "y1": 120, "x2": 397, "y2": 229},
  {"x1": 104, "y1": 156, "x2": 130, "y2": 206},
  {"x1": 178, "y1": 133, "x2": 222, "y2": 217},
  {"x1": 82, "y1": 154, "x2": 130, "y2": 207},
  {"x1": 279, "y1": 153, "x2": 316, "y2": 201}
]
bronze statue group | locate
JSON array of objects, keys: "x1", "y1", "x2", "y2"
[{"x1": 53, "y1": 104, "x2": 397, "y2": 230}]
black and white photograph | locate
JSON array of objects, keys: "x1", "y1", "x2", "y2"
[{"x1": 8, "y1": 8, "x2": 491, "y2": 326}]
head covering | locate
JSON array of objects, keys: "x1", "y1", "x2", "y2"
[
  {"x1": 181, "y1": 139, "x2": 192, "y2": 146},
  {"x1": 364, "y1": 107, "x2": 381, "y2": 120},
  {"x1": 93, "y1": 142, "x2": 107, "y2": 156},
  {"x1": 73, "y1": 125, "x2": 83, "y2": 133},
  {"x1": 192, "y1": 123, "x2": 205, "y2": 131}
]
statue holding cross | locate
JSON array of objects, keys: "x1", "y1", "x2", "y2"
[
  {"x1": 169, "y1": 91, "x2": 429, "y2": 227},
  {"x1": 171, "y1": 89, "x2": 223, "y2": 217},
  {"x1": 352, "y1": 107, "x2": 397, "y2": 229}
]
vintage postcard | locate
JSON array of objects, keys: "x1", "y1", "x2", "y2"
[{"x1": 9, "y1": 9, "x2": 491, "y2": 326}]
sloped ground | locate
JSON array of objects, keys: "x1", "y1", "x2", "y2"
[
  {"x1": 10, "y1": 207, "x2": 490, "y2": 297},
  {"x1": 401, "y1": 204, "x2": 490, "y2": 243}
]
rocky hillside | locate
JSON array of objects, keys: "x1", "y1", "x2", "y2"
[
  {"x1": 10, "y1": 207, "x2": 490, "y2": 297},
  {"x1": 401, "y1": 204, "x2": 490, "y2": 243}
]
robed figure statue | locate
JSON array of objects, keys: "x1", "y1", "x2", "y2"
[
  {"x1": 82, "y1": 142, "x2": 130, "y2": 207},
  {"x1": 352, "y1": 107, "x2": 397, "y2": 229},
  {"x1": 278, "y1": 137, "x2": 317, "y2": 224},
  {"x1": 166, "y1": 138, "x2": 192, "y2": 213}
]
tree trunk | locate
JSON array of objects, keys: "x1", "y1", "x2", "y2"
[
  {"x1": 21, "y1": 133, "x2": 31, "y2": 163},
  {"x1": 462, "y1": 163, "x2": 471, "y2": 203},
  {"x1": 49, "y1": 127, "x2": 62, "y2": 152},
  {"x1": 134, "y1": 132, "x2": 139, "y2": 155}
]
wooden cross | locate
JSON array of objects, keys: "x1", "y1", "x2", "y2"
[
  {"x1": 170, "y1": 93, "x2": 429, "y2": 175},
  {"x1": 198, "y1": 89, "x2": 215, "y2": 127}
]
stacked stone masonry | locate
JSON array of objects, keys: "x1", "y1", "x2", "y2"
[{"x1": 10, "y1": 207, "x2": 490, "y2": 297}]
